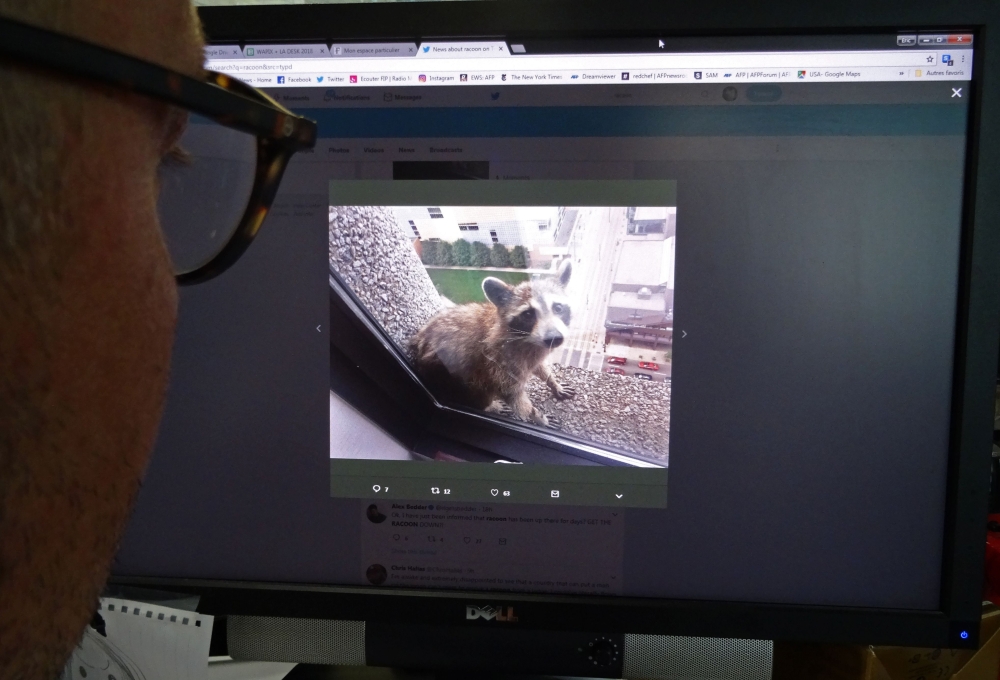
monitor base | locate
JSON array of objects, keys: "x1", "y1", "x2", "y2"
[{"x1": 225, "y1": 616, "x2": 772, "y2": 680}]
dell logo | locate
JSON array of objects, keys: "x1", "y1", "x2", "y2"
[{"x1": 466, "y1": 605, "x2": 518, "y2": 622}]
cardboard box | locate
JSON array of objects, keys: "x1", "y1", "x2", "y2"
[{"x1": 773, "y1": 606, "x2": 1000, "y2": 680}]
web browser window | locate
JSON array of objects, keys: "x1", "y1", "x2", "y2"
[{"x1": 117, "y1": 34, "x2": 972, "y2": 605}]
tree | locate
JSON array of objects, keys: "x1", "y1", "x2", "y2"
[
  {"x1": 452, "y1": 239, "x2": 473, "y2": 266},
  {"x1": 438, "y1": 241, "x2": 454, "y2": 266},
  {"x1": 510, "y1": 245, "x2": 529, "y2": 269},
  {"x1": 420, "y1": 240, "x2": 439, "y2": 265},
  {"x1": 472, "y1": 241, "x2": 492, "y2": 267},
  {"x1": 490, "y1": 243, "x2": 511, "y2": 268}
]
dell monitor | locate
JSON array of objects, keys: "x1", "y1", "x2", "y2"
[{"x1": 111, "y1": 0, "x2": 1000, "y2": 673}]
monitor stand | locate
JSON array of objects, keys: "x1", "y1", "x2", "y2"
[{"x1": 224, "y1": 617, "x2": 773, "y2": 680}]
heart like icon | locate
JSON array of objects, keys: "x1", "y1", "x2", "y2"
[
  {"x1": 490, "y1": 489, "x2": 499, "y2": 496},
  {"x1": 463, "y1": 537, "x2": 472, "y2": 544}
]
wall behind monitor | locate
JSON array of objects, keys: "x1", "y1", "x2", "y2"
[{"x1": 193, "y1": 0, "x2": 482, "y2": 5}]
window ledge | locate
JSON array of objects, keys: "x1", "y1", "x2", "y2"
[{"x1": 526, "y1": 365, "x2": 670, "y2": 462}]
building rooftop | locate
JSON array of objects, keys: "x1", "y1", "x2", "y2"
[
  {"x1": 634, "y1": 207, "x2": 669, "y2": 221},
  {"x1": 609, "y1": 290, "x2": 667, "y2": 311},
  {"x1": 613, "y1": 240, "x2": 675, "y2": 287}
]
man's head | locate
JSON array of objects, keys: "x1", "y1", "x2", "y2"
[{"x1": 0, "y1": 2, "x2": 204, "y2": 678}]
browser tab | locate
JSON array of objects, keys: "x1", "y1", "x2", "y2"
[
  {"x1": 416, "y1": 42, "x2": 509, "y2": 58},
  {"x1": 243, "y1": 44, "x2": 329, "y2": 58},
  {"x1": 330, "y1": 43, "x2": 419, "y2": 58},
  {"x1": 204, "y1": 45, "x2": 241, "y2": 59}
]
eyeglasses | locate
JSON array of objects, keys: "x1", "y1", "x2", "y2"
[{"x1": 0, "y1": 16, "x2": 317, "y2": 285}]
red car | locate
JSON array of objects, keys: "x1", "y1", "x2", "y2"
[
  {"x1": 606, "y1": 356, "x2": 627, "y2": 365},
  {"x1": 638, "y1": 361, "x2": 660, "y2": 371},
  {"x1": 606, "y1": 367, "x2": 626, "y2": 375}
]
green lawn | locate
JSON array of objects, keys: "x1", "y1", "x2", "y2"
[{"x1": 426, "y1": 269, "x2": 530, "y2": 305}]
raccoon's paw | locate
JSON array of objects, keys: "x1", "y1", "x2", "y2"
[
  {"x1": 545, "y1": 415, "x2": 563, "y2": 430},
  {"x1": 553, "y1": 384, "x2": 576, "y2": 400},
  {"x1": 526, "y1": 407, "x2": 551, "y2": 428},
  {"x1": 487, "y1": 401, "x2": 516, "y2": 418}
]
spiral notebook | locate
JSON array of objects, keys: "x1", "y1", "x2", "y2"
[{"x1": 61, "y1": 597, "x2": 214, "y2": 680}]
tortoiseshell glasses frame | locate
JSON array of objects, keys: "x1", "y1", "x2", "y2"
[{"x1": 0, "y1": 15, "x2": 318, "y2": 284}]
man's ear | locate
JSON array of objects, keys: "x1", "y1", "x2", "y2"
[
  {"x1": 557, "y1": 259, "x2": 572, "y2": 288},
  {"x1": 482, "y1": 277, "x2": 514, "y2": 308}
]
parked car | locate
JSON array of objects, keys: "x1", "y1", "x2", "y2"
[
  {"x1": 606, "y1": 356, "x2": 627, "y2": 365},
  {"x1": 638, "y1": 361, "x2": 660, "y2": 371},
  {"x1": 634, "y1": 373, "x2": 653, "y2": 381},
  {"x1": 606, "y1": 367, "x2": 626, "y2": 375}
]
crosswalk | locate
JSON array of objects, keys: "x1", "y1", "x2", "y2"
[{"x1": 551, "y1": 346, "x2": 606, "y2": 372}]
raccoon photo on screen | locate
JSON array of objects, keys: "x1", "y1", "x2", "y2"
[
  {"x1": 328, "y1": 205, "x2": 676, "y2": 462},
  {"x1": 410, "y1": 258, "x2": 576, "y2": 429}
]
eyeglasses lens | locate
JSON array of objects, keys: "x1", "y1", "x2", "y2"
[{"x1": 158, "y1": 116, "x2": 258, "y2": 276}]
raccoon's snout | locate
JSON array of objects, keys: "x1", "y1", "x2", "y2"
[{"x1": 543, "y1": 332, "x2": 564, "y2": 349}]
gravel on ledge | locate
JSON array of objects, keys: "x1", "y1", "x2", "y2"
[
  {"x1": 329, "y1": 206, "x2": 445, "y2": 350},
  {"x1": 525, "y1": 365, "x2": 670, "y2": 462}
]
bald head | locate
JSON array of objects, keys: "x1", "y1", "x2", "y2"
[{"x1": 0, "y1": 2, "x2": 204, "y2": 679}]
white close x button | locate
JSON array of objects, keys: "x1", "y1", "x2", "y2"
[{"x1": 952, "y1": 87, "x2": 963, "y2": 98}]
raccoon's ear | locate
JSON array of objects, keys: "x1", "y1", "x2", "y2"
[
  {"x1": 557, "y1": 258, "x2": 572, "y2": 287},
  {"x1": 482, "y1": 277, "x2": 514, "y2": 308}
]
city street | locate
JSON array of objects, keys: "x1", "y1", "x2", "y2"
[
  {"x1": 604, "y1": 342, "x2": 672, "y2": 382},
  {"x1": 603, "y1": 368, "x2": 671, "y2": 383},
  {"x1": 552, "y1": 207, "x2": 628, "y2": 372}
]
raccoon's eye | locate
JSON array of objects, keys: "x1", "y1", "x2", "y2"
[
  {"x1": 551, "y1": 303, "x2": 564, "y2": 314},
  {"x1": 518, "y1": 308, "x2": 536, "y2": 322}
]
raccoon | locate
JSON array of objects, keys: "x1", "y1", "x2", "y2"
[{"x1": 409, "y1": 259, "x2": 575, "y2": 428}]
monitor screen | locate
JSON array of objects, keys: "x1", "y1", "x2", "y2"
[{"x1": 114, "y1": 27, "x2": 978, "y2": 627}]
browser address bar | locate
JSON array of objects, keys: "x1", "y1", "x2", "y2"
[{"x1": 207, "y1": 51, "x2": 941, "y2": 74}]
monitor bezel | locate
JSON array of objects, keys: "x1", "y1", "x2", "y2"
[{"x1": 112, "y1": 0, "x2": 1000, "y2": 649}]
